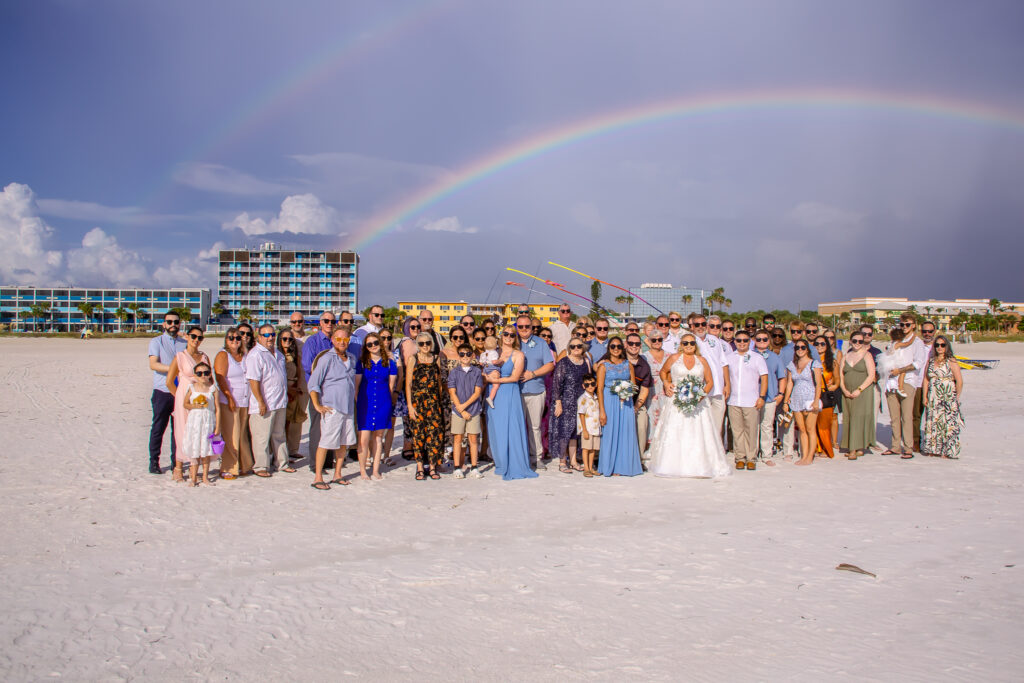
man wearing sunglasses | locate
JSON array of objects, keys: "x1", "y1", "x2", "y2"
[
  {"x1": 590, "y1": 318, "x2": 612, "y2": 362},
  {"x1": 690, "y1": 314, "x2": 731, "y2": 434},
  {"x1": 624, "y1": 333, "x2": 654, "y2": 465},
  {"x1": 663, "y1": 311, "x2": 686, "y2": 354},
  {"x1": 726, "y1": 332, "x2": 769, "y2": 470},
  {"x1": 288, "y1": 311, "x2": 307, "y2": 347},
  {"x1": 549, "y1": 303, "x2": 575, "y2": 355},
  {"x1": 517, "y1": 314, "x2": 556, "y2": 470},
  {"x1": 147, "y1": 310, "x2": 188, "y2": 474},
  {"x1": 246, "y1": 324, "x2": 294, "y2": 477},
  {"x1": 354, "y1": 304, "x2": 385, "y2": 341},
  {"x1": 753, "y1": 329, "x2": 787, "y2": 463},
  {"x1": 885, "y1": 313, "x2": 928, "y2": 457},
  {"x1": 308, "y1": 328, "x2": 359, "y2": 488},
  {"x1": 417, "y1": 310, "x2": 447, "y2": 355},
  {"x1": 912, "y1": 320, "x2": 938, "y2": 451},
  {"x1": 301, "y1": 311, "x2": 339, "y2": 471}
]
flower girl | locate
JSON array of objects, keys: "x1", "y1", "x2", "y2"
[{"x1": 183, "y1": 361, "x2": 221, "y2": 486}]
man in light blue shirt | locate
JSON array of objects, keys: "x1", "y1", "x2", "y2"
[
  {"x1": 301, "y1": 311, "x2": 337, "y2": 471},
  {"x1": 754, "y1": 329, "x2": 788, "y2": 461},
  {"x1": 146, "y1": 310, "x2": 187, "y2": 474},
  {"x1": 516, "y1": 314, "x2": 555, "y2": 469},
  {"x1": 589, "y1": 318, "x2": 611, "y2": 362}
]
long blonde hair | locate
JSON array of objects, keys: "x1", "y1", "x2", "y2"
[
  {"x1": 680, "y1": 333, "x2": 703, "y2": 357},
  {"x1": 500, "y1": 325, "x2": 520, "y2": 350}
]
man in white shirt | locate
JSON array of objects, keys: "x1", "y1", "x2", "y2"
[
  {"x1": 663, "y1": 311, "x2": 686, "y2": 354},
  {"x1": 726, "y1": 332, "x2": 768, "y2": 470},
  {"x1": 912, "y1": 320, "x2": 937, "y2": 451},
  {"x1": 354, "y1": 304, "x2": 384, "y2": 342},
  {"x1": 246, "y1": 324, "x2": 294, "y2": 477},
  {"x1": 886, "y1": 313, "x2": 928, "y2": 457},
  {"x1": 654, "y1": 315, "x2": 674, "y2": 353},
  {"x1": 549, "y1": 303, "x2": 575, "y2": 354},
  {"x1": 690, "y1": 314, "x2": 731, "y2": 433}
]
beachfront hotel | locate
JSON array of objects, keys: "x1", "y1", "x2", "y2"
[
  {"x1": 817, "y1": 297, "x2": 1023, "y2": 330},
  {"x1": 627, "y1": 283, "x2": 707, "y2": 319},
  {"x1": 218, "y1": 243, "x2": 358, "y2": 323},
  {"x1": 0, "y1": 286, "x2": 211, "y2": 332},
  {"x1": 396, "y1": 301, "x2": 562, "y2": 334}
]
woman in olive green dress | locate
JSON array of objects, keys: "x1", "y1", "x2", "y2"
[{"x1": 839, "y1": 332, "x2": 877, "y2": 459}]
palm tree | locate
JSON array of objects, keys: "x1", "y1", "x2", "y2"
[
  {"x1": 681, "y1": 294, "x2": 693, "y2": 309},
  {"x1": 589, "y1": 281, "x2": 603, "y2": 319},
  {"x1": 238, "y1": 307, "x2": 253, "y2": 324},
  {"x1": 115, "y1": 307, "x2": 130, "y2": 332},
  {"x1": 211, "y1": 301, "x2": 226, "y2": 322},
  {"x1": 179, "y1": 307, "x2": 193, "y2": 325},
  {"x1": 28, "y1": 302, "x2": 51, "y2": 332},
  {"x1": 613, "y1": 295, "x2": 634, "y2": 314},
  {"x1": 76, "y1": 302, "x2": 96, "y2": 330},
  {"x1": 989, "y1": 298, "x2": 1002, "y2": 315},
  {"x1": 263, "y1": 301, "x2": 275, "y2": 323},
  {"x1": 127, "y1": 303, "x2": 145, "y2": 332}
]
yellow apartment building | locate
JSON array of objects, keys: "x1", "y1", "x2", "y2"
[{"x1": 395, "y1": 301, "x2": 562, "y2": 334}]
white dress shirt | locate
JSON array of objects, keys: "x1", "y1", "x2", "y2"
[
  {"x1": 662, "y1": 328, "x2": 685, "y2": 354},
  {"x1": 244, "y1": 343, "x2": 289, "y2": 414},
  {"x1": 695, "y1": 333, "x2": 730, "y2": 398},
  {"x1": 549, "y1": 320, "x2": 575, "y2": 354},
  {"x1": 903, "y1": 335, "x2": 930, "y2": 388},
  {"x1": 726, "y1": 350, "x2": 769, "y2": 407}
]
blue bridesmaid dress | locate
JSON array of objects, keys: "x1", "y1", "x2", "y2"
[
  {"x1": 486, "y1": 355, "x2": 538, "y2": 481},
  {"x1": 597, "y1": 360, "x2": 643, "y2": 477}
]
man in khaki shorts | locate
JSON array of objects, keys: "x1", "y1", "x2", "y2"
[{"x1": 448, "y1": 342, "x2": 485, "y2": 478}]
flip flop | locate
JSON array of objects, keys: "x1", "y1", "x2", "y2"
[
  {"x1": 429, "y1": 471, "x2": 441, "y2": 480},
  {"x1": 255, "y1": 470, "x2": 272, "y2": 478},
  {"x1": 901, "y1": 452, "x2": 914, "y2": 459},
  {"x1": 311, "y1": 481, "x2": 330, "y2": 491},
  {"x1": 280, "y1": 466, "x2": 296, "y2": 473},
  {"x1": 880, "y1": 450, "x2": 897, "y2": 456},
  {"x1": 330, "y1": 477, "x2": 350, "y2": 486}
]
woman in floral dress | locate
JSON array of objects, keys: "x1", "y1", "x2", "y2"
[
  {"x1": 548, "y1": 337, "x2": 592, "y2": 472},
  {"x1": 405, "y1": 332, "x2": 446, "y2": 479},
  {"x1": 920, "y1": 335, "x2": 965, "y2": 459}
]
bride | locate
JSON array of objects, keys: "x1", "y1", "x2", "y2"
[{"x1": 648, "y1": 333, "x2": 733, "y2": 478}]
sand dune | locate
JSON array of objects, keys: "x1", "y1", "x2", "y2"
[{"x1": 0, "y1": 339, "x2": 1021, "y2": 681}]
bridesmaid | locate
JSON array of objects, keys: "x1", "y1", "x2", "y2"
[
  {"x1": 166, "y1": 326, "x2": 211, "y2": 483},
  {"x1": 484, "y1": 325, "x2": 538, "y2": 480},
  {"x1": 839, "y1": 332, "x2": 877, "y2": 460},
  {"x1": 214, "y1": 327, "x2": 253, "y2": 479},
  {"x1": 920, "y1": 335, "x2": 964, "y2": 459},
  {"x1": 405, "y1": 332, "x2": 446, "y2": 480},
  {"x1": 548, "y1": 336, "x2": 592, "y2": 472},
  {"x1": 596, "y1": 338, "x2": 643, "y2": 477},
  {"x1": 355, "y1": 333, "x2": 397, "y2": 479}
]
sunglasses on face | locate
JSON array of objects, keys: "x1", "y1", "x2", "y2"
[
  {"x1": 596, "y1": 326, "x2": 609, "y2": 331},
  {"x1": 419, "y1": 317, "x2": 432, "y2": 322},
  {"x1": 568, "y1": 343, "x2": 584, "y2": 350},
  {"x1": 457, "y1": 351, "x2": 473, "y2": 358},
  {"x1": 227, "y1": 335, "x2": 241, "y2": 341},
  {"x1": 516, "y1": 324, "x2": 531, "y2": 329},
  {"x1": 608, "y1": 344, "x2": 624, "y2": 350},
  {"x1": 240, "y1": 331, "x2": 253, "y2": 337},
  {"x1": 582, "y1": 380, "x2": 596, "y2": 386},
  {"x1": 291, "y1": 320, "x2": 304, "y2": 325},
  {"x1": 370, "y1": 312, "x2": 383, "y2": 317},
  {"x1": 794, "y1": 344, "x2": 808, "y2": 350},
  {"x1": 825, "y1": 335, "x2": 835, "y2": 340},
  {"x1": 755, "y1": 336, "x2": 769, "y2": 342},
  {"x1": 789, "y1": 329, "x2": 802, "y2": 335},
  {"x1": 484, "y1": 325, "x2": 495, "y2": 330},
  {"x1": 862, "y1": 331, "x2": 873, "y2": 336},
  {"x1": 934, "y1": 342, "x2": 947, "y2": 348},
  {"x1": 626, "y1": 341, "x2": 641, "y2": 347},
  {"x1": 261, "y1": 332, "x2": 275, "y2": 338},
  {"x1": 708, "y1": 323, "x2": 721, "y2": 329},
  {"x1": 771, "y1": 333, "x2": 785, "y2": 339},
  {"x1": 417, "y1": 341, "x2": 431, "y2": 347},
  {"x1": 365, "y1": 340, "x2": 380, "y2": 348},
  {"x1": 559, "y1": 309, "x2": 571, "y2": 313},
  {"x1": 681, "y1": 341, "x2": 696, "y2": 347},
  {"x1": 745, "y1": 324, "x2": 756, "y2": 329},
  {"x1": 164, "y1": 320, "x2": 180, "y2": 326},
  {"x1": 473, "y1": 336, "x2": 485, "y2": 342},
  {"x1": 813, "y1": 341, "x2": 826, "y2": 347},
  {"x1": 722, "y1": 326, "x2": 734, "y2": 332},
  {"x1": 901, "y1": 322, "x2": 913, "y2": 327},
  {"x1": 340, "y1": 320, "x2": 353, "y2": 326},
  {"x1": 669, "y1": 317, "x2": 681, "y2": 322},
  {"x1": 409, "y1": 324, "x2": 421, "y2": 330},
  {"x1": 502, "y1": 331, "x2": 516, "y2": 338},
  {"x1": 649, "y1": 337, "x2": 663, "y2": 343},
  {"x1": 189, "y1": 333, "x2": 204, "y2": 340},
  {"x1": 461, "y1": 321, "x2": 474, "y2": 326},
  {"x1": 321, "y1": 318, "x2": 335, "y2": 324},
  {"x1": 851, "y1": 339, "x2": 863, "y2": 345},
  {"x1": 281, "y1": 337, "x2": 293, "y2": 343},
  {"x1": 692, "y1": 321, "x2": 707, "y2": 327},
  {"x1": 380, "y1": 336, "x2": 392, "y2": 342},
  {"x1": 541, "y1": 334, "x2": 552, "y2": 340},
  {"x1": 195, "y1": 370, "x2": 211, "y2": 377},
  {"x1": 922, "y1": 329, "x2": 935, "y2": 334},
  {"x1": 736, "y1": 338, "x2": 750, "y2": 343}
]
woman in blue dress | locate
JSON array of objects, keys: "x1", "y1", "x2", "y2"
[
  {"x1": 355, "y1": 333, "x2": 398, "y2": 480},
  {"x1": 596, "y1": 338, "x2": 643, "y2": 477},
  {"x1": 484, "y1": 325, "x2": 538, "y2": 480}
]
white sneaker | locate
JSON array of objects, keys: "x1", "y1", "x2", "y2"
[
  {"x1": 453, "y1": 468, "x2": 465, "y2": 479},
  {"x1": 469, "y1": 467, "x2": 483, "y2": 478}
]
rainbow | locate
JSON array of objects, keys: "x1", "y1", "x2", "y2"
[
  {"x1": 142, "y1": 0, "x2": 455, "y2": 211},
  {"x1": 350, "y1": 87, "x2": 1024, "y2": 248}
]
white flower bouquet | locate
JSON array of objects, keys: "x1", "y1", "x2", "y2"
[
  {"x1": 673, "y1": 375, "x2": 706, "y2": 414},
  {"x1": 610, "y1": 379, "x2": 637, "y2": 403}
]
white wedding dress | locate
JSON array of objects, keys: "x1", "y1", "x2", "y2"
[{"x1": 648, "y1": 357, "x2": 733, "y2": 478}]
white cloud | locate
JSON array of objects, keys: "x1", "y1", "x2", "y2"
[
  {"x1": 0, "y1": 182, "x2": 222, "y2": 289},
  {"x1": 786, "y1": 201, "x2": 865, "y2": 232},
  {"x1": 569, "y1": 202, "x2": 604, "y2": 232},
  {"x1": 174, "y1": 162, "x2": 294, "y2": 196},
  {"x1": 0, "y1": 183, "x2": 64, "y2": 284},
  {"x1": 417, "y1": 216, "x2": 478, "y2": 234},
  {"x1": 35, "y1": 198, "x2": 182, "y2": 225},
  {"x1": 224, "y1": 193, "x2": 347, "y2": 236}
]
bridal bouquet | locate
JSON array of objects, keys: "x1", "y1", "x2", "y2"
[
  {"x1": 673, "y1": 375, "x2": 706, "y2": 414},
  {"x1": 610, "y1": 379, "x2": 637, "y2": 403}
]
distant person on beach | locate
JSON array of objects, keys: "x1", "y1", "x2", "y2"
[
  {"x1": 246, "y1": 324, "x2": 295, "y2": 478},
  {"x1": 920, "y1": 335, "x2": 964, "y2": 459},
  {"x1": 165, "y1": 325, "x2": 211, "y2": 483},
  {"x1": 147, "y1": 311, "x2": 186, "y2": 474}
]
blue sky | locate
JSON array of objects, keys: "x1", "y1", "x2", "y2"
[{"x1": 2, "y1": 0, "x2": 1023, "y2": 311}]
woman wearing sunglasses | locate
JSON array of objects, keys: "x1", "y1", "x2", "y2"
[
  {"x1": 381, "y1": 330, "x2": 403, "y2": 468},
  {"x1": 278, "y1": 330, "x2": 308, "y2": 464},
  {"x1": 548, "y1": 335, "x2": 593, "y2": 473},
  {"x1": 165, "y1": 326, "x2": 211, "y2": 483},
  {"x1": 484, "y1": 325, "x2": 538, "y2": 480},
  {"x1": 782, "y1": 339, "x2": 823, "y2": 466},
  {"x1": 405, "y1": 332, "x2": 446, "y2": 480},
  {"x1": 920, "y1": 335, "x2": 964, "y2": 459},
  {"x1": 355, "y1": 333, "x2": 398, "y2": 479},
  {"x1": 595, "y1": 337, "x2": 643, "y2": 477},
  {"x1": 839, "y1": 333, "x2": 877, "y2": 460},
  {"x1": 649, "y1": 333, "x2": 731, "y2": 478},
  {"x1": 396, "y1": 317, "x2": 423, "y2": 460},
  {"x1": 214, "y1": 327, "x2": 253, "y2": 479}
]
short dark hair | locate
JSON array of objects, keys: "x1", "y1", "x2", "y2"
[
  {"x1": 581, "y1": 372, "x2": 597, "y2": 386},
  {"x1": 187, "y1": 325, "x2": 203, "y2": 335},
  {"x1": 457, "y1": 343, "x2": 473, "y2": 355},
  {"x1": 164, "y1": 309, "x2": 179, "y2": 320}
]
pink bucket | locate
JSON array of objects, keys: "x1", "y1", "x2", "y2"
[{"x1": 208, "y1": 434, "x2": 225, "y2": 455}]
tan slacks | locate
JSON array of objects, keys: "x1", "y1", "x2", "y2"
[
  {"x1": 758, "y1": 400, "x2": 778, "y2": 459},
  {"x1": 249, "y1": 407, "x2": 289, "y2": 472},
  {"x1": 636, "y1": 406, "x2": 649, "y2": 464},
  {"x1": 886, "y1": 390, "x2": 915, "y2": 452},
  {"x1": 521, "y1": 391, "x2": 546, "y2": 459},
  {"x1": 728, "y1": 405, "x2": 760, "y2": 464},
  {"x1": 220, "y1": 405, "x2": 253, "y2": 475}
]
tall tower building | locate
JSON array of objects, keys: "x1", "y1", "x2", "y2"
[{"x1": 218, "y1": 243, "x2": 358, "y2": 322}]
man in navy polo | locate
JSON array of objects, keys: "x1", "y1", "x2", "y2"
[{"x1": 516, "y1": 314, "x2": 555, "y2": 470}]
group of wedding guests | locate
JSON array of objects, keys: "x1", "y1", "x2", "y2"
[{"x1": 145, "y1": 304, "x2": 965, "y2": 486}]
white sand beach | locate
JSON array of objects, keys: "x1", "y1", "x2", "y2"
[{"x1": 0, "y1": 338, "x2": 1021, "y2": 681}]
